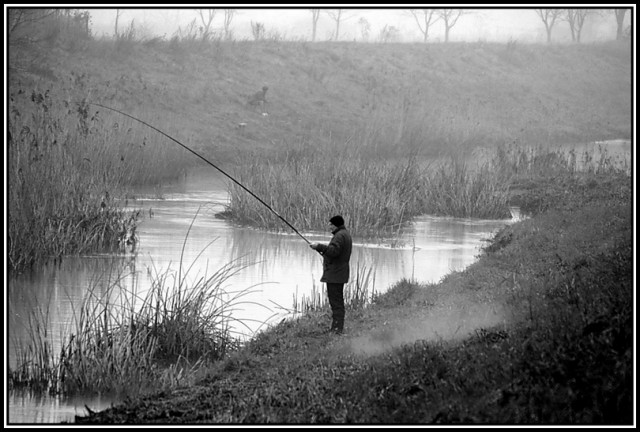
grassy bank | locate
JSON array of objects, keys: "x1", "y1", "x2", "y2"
[{"x1": 74, "y1": 167, "x2": 633, "y2": 424}]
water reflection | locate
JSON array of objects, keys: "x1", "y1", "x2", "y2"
[
  {"x1": 8, "y1": 390, "x2": 116, "y2": 424},
  {"x1": 8, "y1": 256, "x2": 138, "y2": 364}
]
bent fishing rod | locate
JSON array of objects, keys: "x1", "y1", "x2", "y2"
[{"x1": 84, "y1": 101, "x2": 311, "y2": 245}]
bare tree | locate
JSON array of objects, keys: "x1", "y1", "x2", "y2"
[
  {"x1": 614, "y1": 9, "x2": 629, "y2": 40},
  {"x1": 251, "y1": 21, "x2": 265, "y2": 41},
  {"x1": 8, "y1": 8, "x2": 63, "y2": 51},
  {"x1": 8, "y1": 8, "x2": 28, "y2": 34},
  {"x1": 563, "y1": 9, "x2": 590, "y2": 43},
  {"x1": 326, "y1": 9, "x2": 355, "y2": 41},
  {"x1": 408, "y1": 9, "x2": 439, "y2": 43},
  {"x1": 197, "y1": 9, "x2": 216, "y2": 41},
  {"x1": 223, "y1": 9, "x2": 237, "y2": 40},
  {"x1": 115, "y1": 8, "x2": 122, "y2": 38},
  {"x1": 358, "y1": 16, "x2": 370, "y2": 41},
  {"x1": 535, "y1": 8, "x2": 563, "y2": 44},
  {"x1": 378, "y1": 25, "x2": 400, "y2": 43},
  {"x1": 310, "y1": 8, "x2": 321, "y2": 41},
  {"x1": 8, "y1": 8, "x2": 91, "y2": 56},
  {"x1": 8, "y1": 8, "x2": 54, "y2": 37},
  {"x1": 435, "y1": 9, "x2": 464, "y2": 42}
]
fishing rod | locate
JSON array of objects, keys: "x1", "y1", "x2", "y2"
[{"x1": 83, "y1": 101, "x2": 311, "y2": 245}]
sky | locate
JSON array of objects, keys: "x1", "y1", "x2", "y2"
[{"x1": 83, "y1": 5, "x2": 630, "y2": 44}]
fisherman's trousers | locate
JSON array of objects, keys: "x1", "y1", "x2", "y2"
[{"x1": 327, "y1": 283, "x2": 345, "y2": 332}]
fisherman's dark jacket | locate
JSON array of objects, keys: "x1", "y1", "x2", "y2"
[{"x1": 316, "y1": 225, "x2": 352, "y2": 284}]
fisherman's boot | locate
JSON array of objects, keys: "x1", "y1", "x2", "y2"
[
  {"x1": 334, "y1": 315, "x2": 344, "y2": 335},
  {"x1": 328, "y1": 310, "x2": 344, "y2": 334},
  {"x1": 329, "y1": 318, "x2": 339, "y2": 333}
]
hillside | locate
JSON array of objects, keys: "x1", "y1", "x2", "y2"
[{"x1": 8, "y1": 39, "x2": 632, "y2": 165}]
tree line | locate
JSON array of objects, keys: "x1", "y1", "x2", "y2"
[
  {"x1": 534, "y1": 8, "x2": 629, "y2": 44},
  {"x1": 7, "y1": 7, "x2": 632, "y2": 47}
]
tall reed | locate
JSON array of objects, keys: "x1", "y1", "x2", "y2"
[
  {"x1": 226, "y1": 143, "x2": 518, "y2": 234},
  {"x1": 8, "y1": 85, "x2": 191, "y2": 272},
  {"x1": 291, "y1": 260, "x2": 377, "y2": 313},
  {"x1": 422, "y1": 155, "x2": 512, "y2": 219},
  {"x1": 226, "y1": 140, "x2": 631, "y2": 234},
  {"x1": 8, "y1": 221, "x2": 263, "y2": 397},
  {"x1": 227, "y1": 145, "x2": 426, "y2": 238}
]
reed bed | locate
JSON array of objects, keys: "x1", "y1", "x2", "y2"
[
  {"x1": 227, "y1": 146, "x2": 428, "y2": 238},
  {"x1": 292, "y1": 260, "x2": 377, "y2": 313},
  {"x1": 8, "y1": 227, "x2": 263, "y2": 397},
  {"x1": 227, "y1": 140, "x2": 630, "y2": 234},
  {"x1": 422, "y1": 156, "x2": 512, "y2": 219},
  {"x1": 9, "y1": 298, "x2": 60, "y2": 393},
  {"x1": 8, "y1": 86, "x2": 191, "y2": 272},
  {"x1": 226, "y1": 144, "x2": 516, "y2": 234}
]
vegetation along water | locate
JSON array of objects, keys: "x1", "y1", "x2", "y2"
[{"x1": 7, "y1": 9, "x2": 633, "y2": 425}]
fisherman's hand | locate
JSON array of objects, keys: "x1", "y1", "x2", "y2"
[{"x1": 310, "y1": 243, "x2": 319, "y2": 250}]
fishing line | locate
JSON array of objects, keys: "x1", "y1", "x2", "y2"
[{"x1": 83, "y1": 101, "x2": 311, "y2": 245}]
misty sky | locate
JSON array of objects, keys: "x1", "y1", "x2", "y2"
[{"x1": 86, "y1": 6, "x2": 626, "y2": 44}]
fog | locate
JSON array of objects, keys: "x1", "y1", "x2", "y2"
[
  {"x1": 349, "y1": 299, "x2": 508, "y2": 357},
  {"x1": 87, "y1": 6, "x2": 627, "y2": 44}
]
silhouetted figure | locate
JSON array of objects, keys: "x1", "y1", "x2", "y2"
[
  {"x1": 310, "y1": 215, "x2": 353, "y2": 334},
  {"x1": 247, "y1": 86, "x2": 268, "y2": 108}
]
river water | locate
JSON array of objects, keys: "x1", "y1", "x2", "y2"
[{"x1": 6, "y1": 139, "x2": 630, "y2": 424}]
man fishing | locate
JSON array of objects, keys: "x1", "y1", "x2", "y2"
[{"x1": 310, "y1": 215, "x2": 353, "y2": 335}]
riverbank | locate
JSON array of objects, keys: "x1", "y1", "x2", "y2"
[{"x1": 75, "y1": 170, "x2": 633, "y2": 424}]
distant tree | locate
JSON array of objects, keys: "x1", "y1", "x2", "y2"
[
  {"x1": 223, "y1": 9, "x2": 237, "y2": 40},
  {"x1": 408, "y1": 9, "x2": 439, "y2": 43},
  {"x1": 310, "y1": 9, "x2": 321, "y2": 41},
  {"x1": 251, "y1": 21, "x2": 265, "y2": 41},
  {"x1": 197, "y1": 8, "x2": 216, "y2": 41},
  {"x1": 378, "y1": 24, "x2": 400, "y2": 43},
  {"x1": 535, "y1": 8, "x2": 563, "y2": 44},
  {"x1": 326, "y1": 9, "x2": 342, "y2": 40},
  {"x1": 563, "y1": 9, "x2": 590, "y2": 43},
  {"x1": 358, "y1": 16, "x2": 370, "y2": 41},
  {"x1": 115, "y1": 8, "x2": 122, "y2": 38},
  {"x1": 614, "y1": 8, "x2": 629, "y2": 40},
  {"x1": 435, "y1": 9, "x2": 465, "y2": 43},
  {"x1": 326, "y1": 9, "x2": 355, "y2": 41}
]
